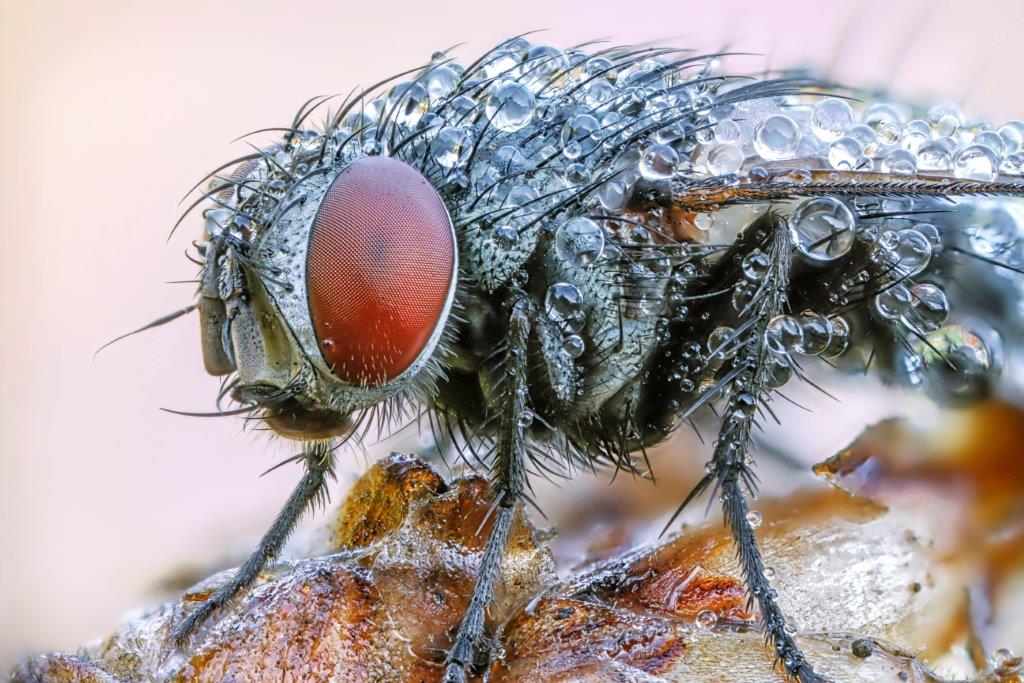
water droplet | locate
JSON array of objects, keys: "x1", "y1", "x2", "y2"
[
  {"x1": 745, "y1": 510, "x2": 763, "y2": 528},
  {"x1": 523, "y1": 45, "x2": 570, "y2": 91},
  {"x1": 754, "y1": 114, "x2": 799, "y2": 160},
  {"x1": 764, "y1": 566, "x2": 776, "y2": 579},
  {"x1": 560, "y1": 114, "x2": 600, "y2": 159},
  {"x1": 990, "y1": 648, "x2": 1020, "y2": 672},
  {"x1": 707, "y1": 143, "x2": 744, "y2": 174},
  {"x1": 555, "y1": 217, "x2": 605, "y2": 267},
  {"x1": 974, "y1": 131, "x2": 1005, "y2": 158},
  {"x1": 491, "y1": 225, "x2": 519, "y2": 249},
  {"x1": 765, "y1": 315, "x2": 804, "y2": 354},
  {"x1": 917, "y1": 140, "x2": 952, "y2": 171},
  {"x1": 639, "y1": 143, "x2": 679, "y2": 180},
  {"x1": 431, "y1": 126, "x2": 473, "y2": 168},
  {"x1": 708, "y1": 326, "x2": 735, "y2": 356},
  {"x1": 901, "y1": 119, "x2": 933, "y2": 154},
  {"x1": 561, "y1": 334, "x2": 585, "y2": 359},
  {"x1": 953, "y1": 144, "x2": 999, "y2": 181},
  {"x1": 695, "y1": 609, "x2": 718, "y2": 630},
  {"x1": 741, "y1": 249, "x2": 771, "y2": 281},
  {"x1": 798, "y1": 311, "x2": 832, "y2": 355},
  {"x1": 828, "y1": 136, "x2": 863, "y2": 170},
  {"x1": 389, "y1": 81, "x2": 430, "y2": 127},
  {"x1": 901, "y1": 284, "x2": 949, "y2": 333},
  {"x1": 881, "y1": 148, "x2": 917, "y2": 175},
  {"x1": 517, "y1": 410, "x2": 535, "y2": 428},
  {"x1": 1001, "y1": 152, "x2": 1024, "y2": 176},
  {"x1": 822, "y1": 317, "x2": 850, "y2": 358},
  {"x1": 789, "y1": 197, "x2": 857, "y2": 262},
  {"x1": 715, "y1": 118, "x2": 741, "y2": 143},
  {"x1": 424, "y1": 65, "x2": 458, "y2": 99},
  {"x1": 585, "y1": 79, "x2": 615, "y2": 107},
  {"x1": 598, "y1": 179, "x2": 627, "y2": 211},
  {"x1": 914, "y1": 324, "x2": 1000, "y2": 404},
  {"x1": 545, "y1": 282, "x2": 583, "y2": 323},
  {"x1": 484, "y1": 80, "x2": 536, "y2": 132},
  {"x1": 812, "y1": 98, "x2": 854, "y2": 142},
  {"x1": 998, "y1": 121, "x2": 1024, "y2": 155},
  {"x1": 506, "y1": 184, "x2": 538, "y2": 207},
  {"x1": 891, "y1": 229, "x2": 932, "y2": 276},
  {"x1": 875, "y1": 283, "x2": 912, "y2": 320}
]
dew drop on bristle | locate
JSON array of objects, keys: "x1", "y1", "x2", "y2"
[
  {"x1": 745, "y1": 510, "x2": 763, "y2": 528},
  {"x1": 798, "y1": 311, "x2": 832, "y2": 355},
  {"x1": 828, "y1": 136, "x2": 863, "y2": 170},
  {"x1": 561, "y1": 334, "x2": 585, "y2": 359},
  {"x1": 881, "y1": 148, "x2": 917, "y2": 175},
  {"x1": 555, "y1": 217, "x2": 605, "y2": 267},
  {"x1": 874, "y1": 283, "x2": 912, "y2": 320},
  {"x1": 902, "y1": 284, "x2": 949, "y2": 333},
  {"x1": 639, "y1": 143, "x2": 678, "y2": 180},
  {"x1": 953, "y1": 144, "x2": 1000, "y2": 180},
  {"x1": 789, "y1": 198, "x2": 857, "y2": 262},
  {"x1": 545, "y1": 282, "x2": 583, "y2": 323},
  {"x1": 754, "y1": 114, "x2": 799, "y2": 160},
  {"x1": 430, "y1": 126, "x2": 473, "y2": 168},
  {"x1": 707, "y1": 143, "x2": 744, "y2": 174},
  {"x1": 812, "y1": 99, "x2": 854, "y2": 142},
  {"x1": 484, "y1": 80, "x2": 536, "y2": 132},
  {"x1": 822, "y1": 317, "x2": 851, "y2": 358},
  {"x1": 765, "y1": 315, "x2": 804, "y2": 354},
  {"x1": 890, "y1": 229, "x2": 932, "y2": 276}
]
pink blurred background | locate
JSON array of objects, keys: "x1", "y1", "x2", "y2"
[{"x1": 3, "y1": 0, "x2": 1024, "y2": 671}]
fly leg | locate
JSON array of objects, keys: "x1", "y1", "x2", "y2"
[
  {"x1": 443, "y1": 297, "x2": 533, "y2": 683},
  {"x1": 173, "y1": 440, "x2": 335, "y2": 645},
  {"x1": 669, "y1": 223, "x2": 826, "y2": 682}
]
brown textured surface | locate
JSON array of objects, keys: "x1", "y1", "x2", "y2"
[{"x1": 12, "y1": 405, "x2": 1024, "y2": 682}]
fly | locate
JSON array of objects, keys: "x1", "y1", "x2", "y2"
[{"x1": 116, "y1": 36, "x2": 1024, "y2": 682}]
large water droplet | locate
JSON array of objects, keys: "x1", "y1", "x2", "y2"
[
  {"x1": 828, "y1": 136, "x2": 863, "y2": 170},
  {"x1": 901, "y1": 284, "x2": 949, "y2": 332},
  {"x1": 789, "y1": 197, "x2": 857, "y2": 262},
  {"x1": 707, "y1": 143, "x2": 744, "y2": 174},
  {"x1": 874, "y1": 283, "x2": 912, "y2": 320},
  {"x1": 545, "y1": 282, "x2": 583, "y2": 323},
  {"x1": 812, "y1": 99, "x2": 854, "y2": 142},
  {"x1": 765, "y1": 315, "x2": 804, "y2": 354},
  {"x1": 484, "y1": 80, "x2": 536, "y2": 132},
  {"x1": 555, "y1": 217, "x2": 605, "y2": 267},
  {"x1": 431, "y1": 126, "x2": 473, "y2": 168},
  {"x1": 753, "y1": 114, "x2": 799, "y2": 160},
  {"x1": 639, "y1": 143, "x2": 679, "y2": 180},
  {"x1": 891, "y1": 229, "x2": 932, "y2": 276},
  {"x1": 953, "y1": 144, "x2": 999, "y2": 181}
]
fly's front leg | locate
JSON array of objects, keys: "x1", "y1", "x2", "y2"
[
  {"x1": 443, "y1": 297, "x2": 533, "y2": 683},
  {"x1": 174, "y1": 440, "x2": 335, "y2": 645}
]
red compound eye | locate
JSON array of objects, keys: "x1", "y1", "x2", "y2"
[{"x1": 306, "y1": 156, "x2": 455, "y2": 385}]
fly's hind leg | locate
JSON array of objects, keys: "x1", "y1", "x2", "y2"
[
  {"x1": 666, "y1": 222, "x2": 826, "y2": 682},
  {"x1": 173, "y1": 440, "x2": 335, "y2": 645},
  {"x1": 443, "y1": 297, "x2": 533, "y2": 683}
]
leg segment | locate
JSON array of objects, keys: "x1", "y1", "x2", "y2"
[
  {"x1": 674, "y1": 225, "x2": 826, "y2": 682},
  {"x1": 174, "y1": 440, "x2": 335, "y2": 645},
  {"x1": 443, "y1": 297, "x2": 532, "y2": 683}
]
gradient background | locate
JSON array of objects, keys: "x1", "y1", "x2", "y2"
[{"x1": 3, "y1": 0, "x2": 1024, "y2": 671}]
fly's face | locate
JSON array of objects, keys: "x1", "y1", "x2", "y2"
[{"x1": 197, "y1": 153, "x2": 458, "y2": 440}]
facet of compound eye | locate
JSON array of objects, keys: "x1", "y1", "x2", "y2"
[{"x1": 306, "y1": 156, "x2": 455, "y2": 385}]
